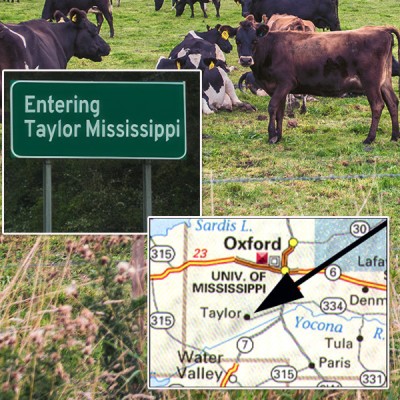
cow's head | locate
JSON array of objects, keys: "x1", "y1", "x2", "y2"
[
  {"x1": 67, "y1": 9, "x2": 110, "y2": 62},
  {"x1": 156, "y1": 53, "x2": 203, "y2": 70},
  {"x1": 207, "y1": 25, "x2": 233, "y2": 54},
  {"x1": 175, "y1": 0, "x2": 187, "y2": 17},
  {"x1": 234, "y1": 0, "x2": 253, "y2": 18},
  {"x1": 225, "y1": 16, "x2": 268, "y2": 67}
]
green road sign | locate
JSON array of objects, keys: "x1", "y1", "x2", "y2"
[{"x1": 10, "y1": 81, "x2": 187, "y2": 159}]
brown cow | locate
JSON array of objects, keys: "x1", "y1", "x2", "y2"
[
  {"x1": 264, "y1": 14, "x2": 316, "y2": 115},
  {"x1": 265, "y1": 13, "x2": 316, "y2": 32},
  {"x1": 224, "y1": 16, "x2": 400, "y2": 144}
]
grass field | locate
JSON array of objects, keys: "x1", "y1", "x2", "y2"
[{"x1": 1, "y1": 0, "x2": 400, "y2": 398}]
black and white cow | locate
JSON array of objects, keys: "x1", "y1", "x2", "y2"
[
  {"x1": 169, "y1": 25, "x2": 232, "y2": 61},
  {"x1": 42, "y1": 0, "x2": 114, "y2": 37},
  {"x1": 156, "y1": 52, "x2": 228, "y2": 70},
  {"x1": 0, "y1": 9, "x2": 110, "y2": 112},
  {"x1": 202, "y1": 64, "x2": 255, "y2": 113},
  {"x1": 156, "y1": 54, "x2": 255, "y2": 114}
]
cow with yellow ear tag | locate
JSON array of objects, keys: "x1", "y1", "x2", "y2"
[
  {"x1": 41, "y1": 0, "x2": 114, "y2": 38},
  {"x1": 0, "y1": 9, "x2": 110, "y2": 112}
]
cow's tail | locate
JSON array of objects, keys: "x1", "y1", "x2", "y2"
[
  {"x1": 386, "y1": 26, "x2": 400, "y2": 94},
  {"x1": 238, "y1": 72, "x2": 249, "y2": 92}
]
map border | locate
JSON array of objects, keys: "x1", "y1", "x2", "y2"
[{"x1": 147, "y1": 216, "x2": 390, "y2": 390}]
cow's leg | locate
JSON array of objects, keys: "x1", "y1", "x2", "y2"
[
  {"x1": 223, "y1": 71, "x2": 256, "y2": 111},
  {"x1": 381, "y1": 83, "x2": 399, "y2": 141},
  {"x1": 95, "y1": 13, "x2": 104, "y2": 33},
  {"x1": 300, "y1": 95, "x2": 307, "y2": 114},
  {"x1": 268, "y1": 86, "x2": 291, "y2": 143},
  {"x1": 99, "y1": 6, "x2": 114, "y2": 37},
  {"x1": 199, "y1": 2, "x2": 208, "y2": 18},
  {"x1": 364, "y1": 87, "x2": 385, "y2": 144},
  {"x1": 286, "y1": 94, "x2": 295, "y2": 117},
  {"x1": 202, "y1": 97, "x2": 215, "y2": 114},
  {"x1": 222, "y1": 94, "x2": 233, "y2": 111},
  {"x1": 188, "y1": 1, "x2": 195, "y2": 18},
  {"x1": 276, "y1": 97, "x2": 286, "y2": 140},
  {"x1": 213, "y1": 0, "x2": 220, "y2": 18}
]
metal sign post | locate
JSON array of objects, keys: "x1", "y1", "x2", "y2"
[
  {"x1": 143, "y1": 160, "x2": 152, "y2": 231},
  {"x1": 43, "y1": 159, "x2": 52, "y2": 232}
]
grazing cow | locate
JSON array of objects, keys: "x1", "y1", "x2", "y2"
[
  {"x1": 175, "y1": 0, "x2": 221, "y2": 18},
  {"x1": 234, "y1": 0, "x2": 340, "y2": 31},
  {"x1": 41, "y1": 0, "x2": 114, "y2": 37},
  {"x1": 154, "y1": 0, "x2": 174, "y2": 11},
  {"x1": 0, "y1": 9, "x2": 110, "y2": 112},
  {"x1": 225, "y1": 16, "x2": 399, "y2": 144}
]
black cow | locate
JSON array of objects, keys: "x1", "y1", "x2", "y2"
[
  {"x1": 235, "y1": 0, "x2": 340, "y2": 30},
  {"x1": 225, "y1": 17, "x2": 399, "y2": 144},
  {"x1": 0, "y1": 9, "x2": 110, "y2": 112},
  {"x1": 175, "y1": 0, "x2": 221, "y2": 18},
  {"x1": 42, "y1": 0, "x2": 114, "y2": 37}
]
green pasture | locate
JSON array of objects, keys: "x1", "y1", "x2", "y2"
[{"x1": 1, "y1": 0, "x2": 400, "y2": 398}]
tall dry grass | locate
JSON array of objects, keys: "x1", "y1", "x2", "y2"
[{"x1": 0, "y1": 235, "x2": 147, "y2": 399}]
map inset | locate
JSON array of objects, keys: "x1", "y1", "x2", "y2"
[{"x1": 148, "y1": 217, "x2": 389, "y2": 389}]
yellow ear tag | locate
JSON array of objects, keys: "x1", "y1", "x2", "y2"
[
  {"x1": 176, "y1": 61, "x2": 181, "y2": 70},
  {"x1": 58, "y1": 17, "x2": 65, "y2": 23},
  {"x1": 221, "y1": 31, "x2": 229, "y2": 40},
  {"x1": 72, "y1": 14, "x2": 77, "y2": 23},
  {"x1": 209, "y1": 61, "x2": 215, "y2": 69}
]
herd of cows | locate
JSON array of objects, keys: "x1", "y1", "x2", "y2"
[{"x1": 1, "y1": 0, "x2": 400, "y2": 144}]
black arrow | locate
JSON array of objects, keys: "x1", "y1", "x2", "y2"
[{"x1": 255, "y1": 219, "x2": 387, "y2": 313}]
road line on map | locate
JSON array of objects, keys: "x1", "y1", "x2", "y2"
[
  {"x1": 150, "y1": 257, "x2": 386, "y2": 291},
  {"x1": 220, "y1": 363, "x2": 239, "y2": 387}
]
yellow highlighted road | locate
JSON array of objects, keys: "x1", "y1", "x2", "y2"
[{"x1": 220, "y1": 363, "x2": 239, "y2": 387}]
